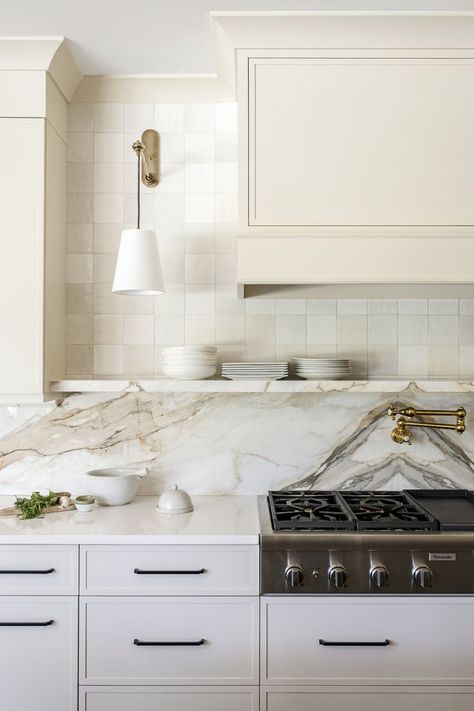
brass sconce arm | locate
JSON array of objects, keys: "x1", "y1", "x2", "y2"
[{"x1": 388, "y1": 404, "x2": 466, "y2": 445}]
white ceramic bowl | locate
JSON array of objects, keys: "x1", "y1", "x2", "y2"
[
  {"x1": 84, "y1": 468, "x2": 147, "y2": 506},
  {"x1": 163, "y1": 355, "x2": 217, "y2": 365},
  {"x1": 163, "y1": 346, "x2": 217, "y2": 356},
  {"x1": 162, "y1": 364, "x2": 217, "y2": 380}
]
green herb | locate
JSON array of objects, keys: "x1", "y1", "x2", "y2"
[{"x1": 15, "y1": 491, "x2": 59, "y2": 520}]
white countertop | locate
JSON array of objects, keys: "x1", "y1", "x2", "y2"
[{"x1": 0, "y1": 496, "x2": 260, "y2": 544}]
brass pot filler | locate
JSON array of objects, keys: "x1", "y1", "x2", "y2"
[{"x1": 388, "y1": 404, "x2": 466, "y2": 445}]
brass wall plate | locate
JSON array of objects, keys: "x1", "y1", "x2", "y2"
[{"x1": 140, "y1": 129, "x2": 160, "y2": 187}]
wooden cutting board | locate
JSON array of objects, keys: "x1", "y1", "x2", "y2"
[{"x1": 0, "y1": 492, "x2": 76, "y2": 517}]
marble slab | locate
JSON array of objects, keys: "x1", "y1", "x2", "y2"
[{"x1": 0, "y1": 385, "x2": 472, "y2": 496}]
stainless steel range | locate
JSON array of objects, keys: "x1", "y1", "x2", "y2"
[{"x1": 260, "y1": 489, "x2": 474, "y2": 594}]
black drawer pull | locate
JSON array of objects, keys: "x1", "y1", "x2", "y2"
[
  {"x1": 133, "y1": 568, "x2": 206, "y2": 575},
  {"x1": 134, "y1": 638, "x2": 205, "y2": 646},
  {"x1": 0, "y1": 568, "x2": 55, "y2": 575},
  {"x1": 319, "y1": 638, "x2": 390, "y2": 647},
  {"x1": 0, "y1": 620, "x2": 54, "y2": 627}
]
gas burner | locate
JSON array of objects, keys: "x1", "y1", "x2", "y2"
[
  {"x1": 268, "y1": 491, "x2": 355, "y2": 530},
  {"x1": 337, "y1": 491, "x2": 438, "y2": 531}
]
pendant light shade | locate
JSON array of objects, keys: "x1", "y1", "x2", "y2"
[{"x1": 112, "y1": 228, "x2": 164, "y2": 295}]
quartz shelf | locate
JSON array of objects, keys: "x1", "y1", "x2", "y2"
[{"x1": 51, "y1": 379, "x2": 474, "y2": 394}]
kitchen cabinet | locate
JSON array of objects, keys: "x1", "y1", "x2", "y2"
[
  {"x1": 0, "y1": 39, "x2": 80, "y2": 402},
  {"x1": 0, "y1": 544, "x2": 79, "y2": 711},
  {"x1": 0, "y1": 118, "x2": 66, "y2": 402},
  {"x1": 262, "y1": 597, "x2": 474, "y2": 685},
  {"x1": 80, "y1": 597, "x2": 259, "y2": 685},
  {"x1": 80, "y1": 544, "x2": 259, "y2": 595},
  {"x1": 80, "y1": 686, "x2": 259, "y2": 711},
  {"x1": 0, "y1": 597, "x2": 78, "y2": 711},
  {"x1": 263, "y1": 687, "x2": 474, "y2": 711},
  {"x1": 79, "y1": 543, "x2": 260, "y2": 703}
]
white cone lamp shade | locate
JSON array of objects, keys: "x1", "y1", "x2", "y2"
[{"x1": 112, "y1": 229, "x2": 164, "y2": 295}]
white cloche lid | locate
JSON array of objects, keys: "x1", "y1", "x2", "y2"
[{"x1": 156, "y1": 484, "x2": 193, "y2": 514}]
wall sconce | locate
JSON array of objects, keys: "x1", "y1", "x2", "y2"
[
  {"x1": 112, "y1": 129, "x2": 164, "y2": 296},
  {"x1": 388, "y1": 404, "x2": 466, "y2": 445}
]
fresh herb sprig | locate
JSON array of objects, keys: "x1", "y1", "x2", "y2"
[{"x1": 15, "y1": 491, "x2": 59, "y2": 520}]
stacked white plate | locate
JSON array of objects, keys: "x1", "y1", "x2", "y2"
[
  {"x1": 292, "y1": 358, "x2": 352, "y2": 380},
  {"x1": 222, "y1": 362, "x2": 288, "y2": 380},
  {"x1": 162, "y1": 346, "x2": 217, "y2": 380}
]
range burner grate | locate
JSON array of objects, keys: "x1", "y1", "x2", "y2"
[
  {"x1": 268, "y1": 490, "x2": 438, "y2": 531},
  {"x1": 268, "y1": 491, "x2": 355, "y2": 530},
  {"x1": 339, "y1": 491, "x2": 438, "y2": 531}
]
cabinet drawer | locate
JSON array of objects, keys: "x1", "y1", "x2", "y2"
[
  {"x1": 80, "y1": 597, "x2": 259, "y2": 685},
  {"x1": 0, "y1": 545, "x2": 78, "y2": 594},
  {"x1": 0, "y1": 596, "x2": 77, "y2": 711},
  {"x1": 264, "y1": 687, "x2": 474, "y2": 711},
  {"x1": 80, "y1": 686, "x2": 258, "y2": 711},
  {"x1": 263, "y1": 597, "x2": 474, "y2": 685},
  {"x1": 80, "y1": 545, "x2": 259, "y2": 595}
]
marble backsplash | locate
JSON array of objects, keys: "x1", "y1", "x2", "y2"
[{"x1": 0, "y1": 388, "x2": 473, "y2": 496}]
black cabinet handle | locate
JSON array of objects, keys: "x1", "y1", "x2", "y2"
[
  {"x1": 133, "y1": 568, "x2": 206, "y2": 575},
  {"x1": 133, "y1": 638, "x2": 205, "y2": 646},
  {"x1": 0, "y1": 568, "x2": 55, "y2": 575},
  {"x1": 319, "y1": 638, "x2": 390, "y2": 647},
  {"x1": 0, "y1": 620, "x2": 54, "y2": 627}
]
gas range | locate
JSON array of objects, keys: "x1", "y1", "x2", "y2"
[{"x1": 260, "y1": 489, "x2": 474, "y2": 594}]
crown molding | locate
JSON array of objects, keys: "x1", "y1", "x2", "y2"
[{"x1": 0, "y1": 37, "x2": 82, "y2": 101}]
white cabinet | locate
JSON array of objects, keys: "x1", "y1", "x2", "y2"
[
  {"x1": 80, "y1": 544, "x2": 259, "y2": 595},
  {"x1": 80, "y1": 686, "x2": 259, "y2": 711},
  {"x1": 0, "y1": 544, "x2": 78, "y2": 595},
  {"x1": 263, "y1": 686, "x2": 474, "y2": 711},
  {"x1": 80, "y1": 596, "x2": 259, "y2": 685},
  {"x1": 0, "y1": 596, "x2": 77, "y2": 711},
  {"x1": 79, "y1": 543, "x2": 260, "y2": 705},
  {"x1": 0, "y1": 117, "x2": 65, "y2": 401},
  {"x1": 262, "y1": 597, "x2": 474, "y2": 685}
]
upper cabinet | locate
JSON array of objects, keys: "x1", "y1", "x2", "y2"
[
  {"x1": 0, "y1": 40, "x2": 81, "y2": 402},
  {"x1": 245, "y1": 55, "x2": 474, "y2": 229}
]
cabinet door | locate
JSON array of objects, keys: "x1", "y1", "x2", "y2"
[
  {"x1": 263, "y1": 597, "x2": 474, "y2": 685},
  {"x1": 0, "y1": 596, "x2": 77, "y2": 711},
  {"x1": 81, "y1": 686, "x2": 259, "y2": 711},
  {"x1": 80, "y1": 597, "x2": 259, "y2": 685},
  {"x1": 247, "y1": 57, "x2": 474, "y2": 228},
  {"x1": 81, "y1": 544, "x2": 259, "y2": 595},
  {"x1": 264, "y1": 687, "x2": 474, "y2": 711},
  {"x1": 0, "y1": 118, "x2": 45, "y2": 396}
]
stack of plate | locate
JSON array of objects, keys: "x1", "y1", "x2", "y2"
[
  {"x1": 222, "y1": 362, "x2": 288, "y2": 380},
  {"x1": 292, "y1": 358, "x2": 352, "y2": 380},
  {"x1": 162, "y1": 346, "x2": 217, "y2": 380}
]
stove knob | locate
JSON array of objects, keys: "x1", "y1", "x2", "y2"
[
  {"x1": 285, "y1": 565, "x2": 304, "y2": 588},
  {"x1": 371, "y1": 566, "x2": 390, "y2": 588},
  {"x1": 414, "y1": 566, "x2": 433, "y2": 588},
  {"x1": 329, "y1": 566, "x2": 348, "y2": 588}
]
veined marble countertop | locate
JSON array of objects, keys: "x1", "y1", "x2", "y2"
[{"x1": 0, "y1": 496, "x2": 260, "y2": 544}]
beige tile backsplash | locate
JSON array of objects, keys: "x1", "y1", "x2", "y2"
[{"x1": 66, "y1": 101, "x2": 474, "y2": 379}]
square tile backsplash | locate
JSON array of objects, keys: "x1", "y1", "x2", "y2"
[{"x1": 66, "y1": 101, "x2": 474, "y2": 379}]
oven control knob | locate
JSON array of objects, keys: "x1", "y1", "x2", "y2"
[
  {"x1": 329, "y1": 566, "x2": 348, "y2": 588},
  {"x1": 285, "y1": 565, "x2": 304, "y2": 588},
  {"x1": 371, "y1": 566, "x2": 390, "y2": 588},
  {"x1": 414, "y1": 566, "x2": 433, "y2": 588}
]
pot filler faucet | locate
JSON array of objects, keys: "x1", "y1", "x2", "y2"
[{"x1": 387, "y1": 404, "x2": 466, "y2": 445}]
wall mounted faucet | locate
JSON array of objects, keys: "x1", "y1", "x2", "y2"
[{"x1": 387, "y1": 404, "x2": 466, "y2": 445}]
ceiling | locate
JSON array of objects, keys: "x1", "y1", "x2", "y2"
[{"x1": 2, "y1": 0, "x2": 474, "y2": 75}]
